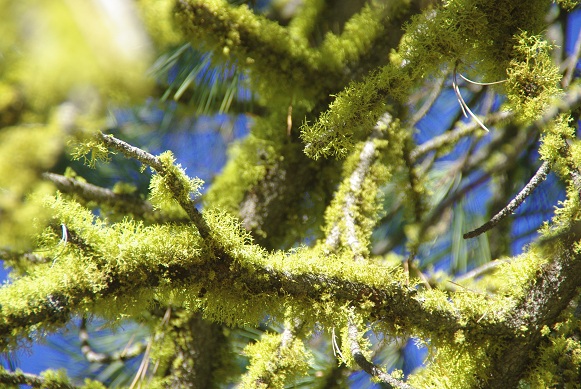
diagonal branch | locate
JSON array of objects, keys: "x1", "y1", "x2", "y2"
[
  {"x1": 98, "y1": 133, "x2": 211, "y2": 239},
  {"x1": 174, "y1": 0, "x2": 332, "y2": 95},
  {"x1": 347, "y1": 319, "x2": 416, "y2": 389},
  {"x1": 410, "y1": 111, "x2": 512, "y2": 163},
  {"x1": 325, "y1": 114, "x2": 392, "y2": 259},
  {"x1": 480, "y1": 227, "x2": 581, "y2": 387},
  {"x1": 463, "y1": 161, "x2": 551, "y2": 239}
]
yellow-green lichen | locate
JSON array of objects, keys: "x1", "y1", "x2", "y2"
[
  {"x1": 505, "y1": 32, "x2": 562, "y2": 123},
  {"x1": 149, "y1": 151, "x2": 204, "y2": 211},
  {"x1": 240, "y1": 331, "x2": 312, "y2": 389}
]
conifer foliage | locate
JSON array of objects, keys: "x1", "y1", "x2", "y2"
[{"x1": 1, "y1": 0, "x2": 581, "y2": 387}]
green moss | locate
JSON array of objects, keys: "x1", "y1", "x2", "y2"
[
  {"x1": 137, "y1": 0, "x2": 184, "y2": 48},
  {"x1": 301, "y1": 66, "x2": 408, "y2": 160},
  {"x1": 319, "y1": 2, "x2": 390, "y2": 71},
  {"x1": 302, "y1": 0, "x2": 552, "y2": 160},
  {"x1": 505, "y1": 32, "x2": 562, "y2": 123},
  {"x1": 525, "y1": 311, "x2": 581, "y2": 387},
  {"x1": 408, "y1": 341, "x2": 492, "y2": 388},
  {"x1": 0, "y1": 123, "x2": 62, "y2": 249},
  {"x1": 174, "y1": 0, "x2": 326, "y2": 106},
  {"x1": 240, "y1": 332, "x2": 311, "y2": 389},
  {"x1": 400, "y1": 0, "x2": 549, "y2": 80},
  {"x1": 205, "y1": 135, "x2": 277, "y2": 215},
  {"x1": 39, "y1": 369, "x2": 73, "y2": 387},
  {"x1": 538, "y1": 115, "x2": 575, "y2": 175},
  {"x1": 287, "y1": 0, "x2": 325, "y2": 44},
  {"x1": 556, "y1": 0, "x2": 581, "y2": 10}
]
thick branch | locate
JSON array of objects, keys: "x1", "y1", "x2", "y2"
[
  {"x1": 1, "y1": 206, "x2": 579, "y2": 389},
  {"x1": 481, "y1": 233, "x2": 581, "y2": 388},
  {"x1": 0, "y1": 223, "x2": 469, "y2": 351}
]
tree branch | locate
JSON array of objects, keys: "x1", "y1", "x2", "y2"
[
  {"x1": 463, "y1": 161, "x2": 551, "y2": 239},
  {"x1": 481, "y1": 229, "x2": 581, "y2": 387},
  {"x1": 98, "y1": 133, "x2": 211, "y2": 238},
  {"x1": 43, "y1": 172, "x2": 155, "y2": 218},
  {"x1": 347, "y1": 320, "x2": 416, "y2": 389},
  {"x1": 410, "y1": 111, "x2": 512, "y2": 163},
  {"x1": 325, "y1": 113, "x2": 392, "y2": 259},
  {"x1": 0, "y1": 220, "x2": 475, "y2": 351},
  {"x1": 0, "y1": 367, "x2": 78, "y2": 389},
  {"x1": 174, "y1": 0, "x2": 335, "y2": 95}
]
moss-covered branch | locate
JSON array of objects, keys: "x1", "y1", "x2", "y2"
[
  {"x1": 2, "y1": 0, "x2": 581, "y2": 386},
  {"x1": 463, "y1": 161, "x2": 551, "y2": 239},
  {"x1": 301, "y1": 0, "x2": 553, "y2": 160},
  {"x1": 347, "y1": 320, "x2": 415, "y2": 389},
  {"x1": 323, "y1": 113, "x2": 401, "y2": 259},
  {"x1": 0, "y1": 195, "x2": 514, "y2": 358},
  {"x1": 174, "y1": 0, "x2": 425, "y2": 106},
  {"x1": 0, "y1": 204, "x2": 464, "y2": 349},
  {"x1": 0, "y1": 367, "x2": 92, "y2": 389},
  {"x1": 4, "y1": 193, "x2": 580, "y2": 388},
  {"x1": 174, "y1": 0, "x2": 328, "y2": 103},
  {"x1": 98, "y1": 133, "x2": 208, "y2": 236},
  {"x1": 43, "y1": 172, "x2": 156, "y2": 218},
  {"x1": 480, "y1": 231, "x2": 581, "y2": 387}
]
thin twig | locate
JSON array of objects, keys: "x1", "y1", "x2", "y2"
[
  {"x1": 464, "y1": 161, "x2": 551, "y2": 239},
  {"x1": 410, "y1": 77, "x2": 446, "y2": 127},
  {"x1": 99, "y1": 133, "x2": 164, "y2": 170},
  {"x1": 98, "y1": 133, "x2": 211, "y2": 239},
  {"x1": 410, "y1": 111, "x2": 511, "y2": 163},
  {"x1": 347, "y1": 320, "x2": 416, "y2": 389},
  {"x1": 453, "y1": 258, "x2": 511, "y2": 283}
]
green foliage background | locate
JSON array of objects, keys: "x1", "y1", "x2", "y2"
[{"x1": 1, "y1": 0, "x2": 581, "y2": 388}]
